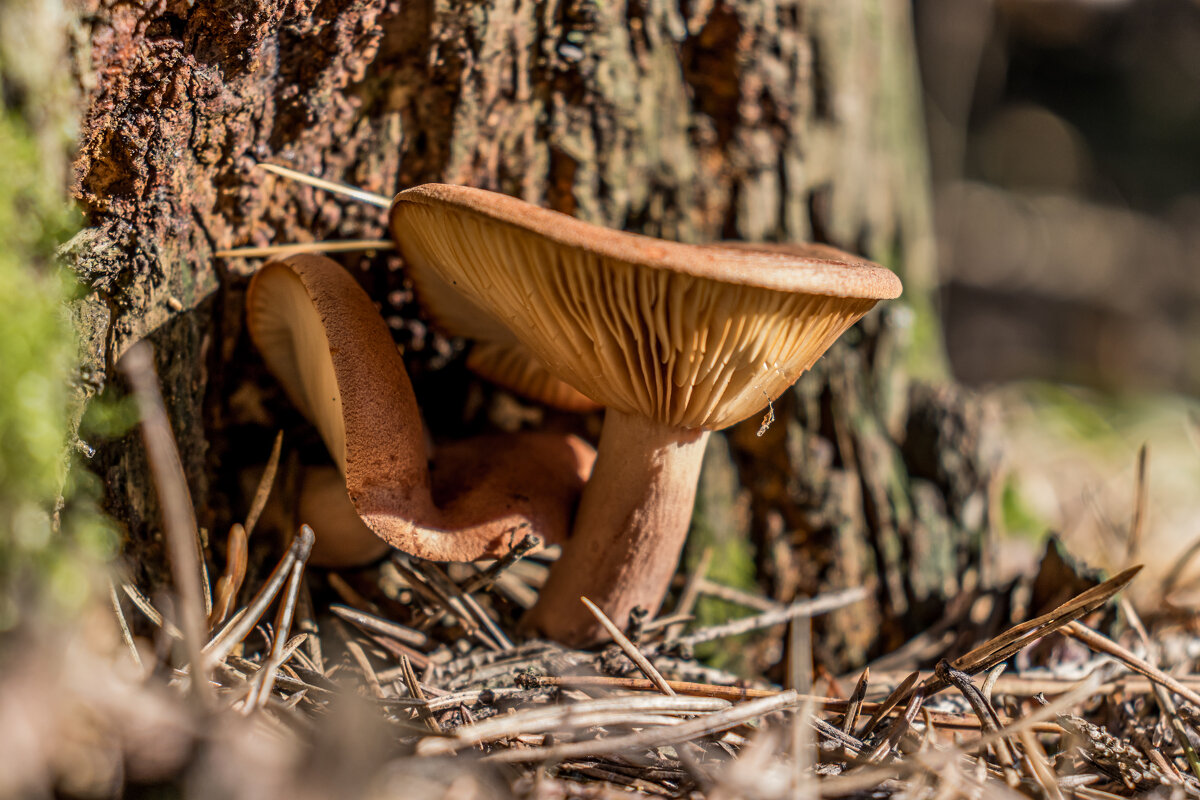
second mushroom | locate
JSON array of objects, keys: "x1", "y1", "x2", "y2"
[{"x1": 245, "y1": 253, "x2": 595, "y2": 567}]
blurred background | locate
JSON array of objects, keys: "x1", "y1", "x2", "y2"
[{"x1": 913, "y1": 0, "x2": 1200, "y2": 597}]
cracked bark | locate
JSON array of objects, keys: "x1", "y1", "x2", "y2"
[{"x1": 68, "y1": 0, "x2": 990, "y2": 664}]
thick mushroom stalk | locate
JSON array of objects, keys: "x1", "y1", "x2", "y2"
[
  {"x1": 390, "y1": 184, "x2": 902, "y2": 643},
  {"x1": 523, "y1": 410, "x2": 709, "y2": 643},
  {"x1": 246, "y1": 254, "x2": 594, "y2": 566}
]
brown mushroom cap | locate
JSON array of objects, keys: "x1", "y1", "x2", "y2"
[
  {"x1": 246, "y1": 254, "x2": 594, "y2": 564},
  {"x1": 390, "y1": 184, "x2": 901, "y2": 431}
]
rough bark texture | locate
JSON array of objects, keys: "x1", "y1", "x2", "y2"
[{"x1": 68, "y1": 0, "x2": 990, "y2": 665}]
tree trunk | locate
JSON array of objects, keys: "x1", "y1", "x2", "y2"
[{"x1": 69, "y1": 0, "x2": 993, "y2": 666}]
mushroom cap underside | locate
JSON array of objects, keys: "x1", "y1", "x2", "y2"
[
  {"x1": 465, "y1": 341, "x2": 602, "y2": 413},
  {"x1": 390, "y1": 184, "x2": 900, "y2": 431},
  {"x1": 393, "y1": 247, "x2": 601, "y2": 413}
]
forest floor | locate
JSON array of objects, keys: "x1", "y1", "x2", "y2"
[{"x1": 6, "y1": 384, "x2": 1200, "y2": 800}]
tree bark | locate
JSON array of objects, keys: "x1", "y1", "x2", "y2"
[{"x1": 69, "y1": 0, "x2": 992, "y2": 664}]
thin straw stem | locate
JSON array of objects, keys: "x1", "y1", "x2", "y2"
[
  {"x1": 204, "y1": 526, "x2": 314, "y2": 669},
  {"x1": 258, "y1": 162, "x2": 392, "y2": 207},
  {"x1": 120, "y1": 341, "x2": 211, "y2": 705},
  {"x1": 216, "y1": 239, "x2": 394, "y2": 259},
  {"x1": 252, "y1": 526, "x2": 313, "y2": 708},
  {"x1": 582, "y1": 596, "x2": 675, "y2": 696}
]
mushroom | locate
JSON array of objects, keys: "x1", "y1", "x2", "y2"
[
  {"x1": 465, "y1": 339, "x2": 600, "y2": 413},
  {"x1": 390, "y1": 185, "x2": 901, "y2": 645},
  {"x1": 245, "y1": 253, "x2": 594, "y2": 566},
  {"x1": 398, "y1": 251, "x2": 600, "y2": 413}
]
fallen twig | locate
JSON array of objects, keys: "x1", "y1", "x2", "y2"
[
  {"x1": 661, "y1": 586, "x2": 869, "y2": 650},
  {"x1": 121, "y1": 341, "x2": 210, "y2": 704},
  {"x1": 583, "y1": 597, "x2": 675, "y2": 696},
  {"x1": 484, "y1": 691, "x2": 800, "y2": 764}
]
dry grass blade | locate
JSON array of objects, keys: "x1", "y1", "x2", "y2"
[
  {"x1": 460, "y1": 592, "x2": 513, "y2": 651},
  {"x1": 433, "y1": 712, "x2": 695, "y2": 753},
  {"x1": 842, "y1": 667, "x2": 869, "y2": 740},
  {"x1": 812, "y1": 716, "x2": 866, "y2": 753},
  {"x1": 535, "y1": 676, "x2": 778, "y2": 702},
  {"x1": 582, "y1": 597, "x2": 675, "y2": 696},
  {"x1": 203, "y1": 529, "x2": 313, "y2": 668},
  {"x1": 256, "y1": 162, "x2": 392, "y2": 207},
  {"x1": 1064, "y1": 620, "x2": 1200, "y2": 707},
  {"x1": 216, "y1": 239, "x2": 394, "y2": 259},
  {"x1": 642, "y1": 612, "x2": 695, "y2": 633},
  {"x1": 209, "y1": 522, "x2": 248, "y2": 628},
  {"x1": 1017, "y1": 728, "x2": 1064, "y2": 800},
  {"x1": 330, "y1": 604, "x2": 429, "y2": 648},
  {"x1": 120, "y1": 341, "x2": 211, "y2": 703},
  {"x1": 463, "y1": 533, "x2": 541, "y2": 595},
  {"x1": 251, "y1": 525, "x2": 313, "y2": 709},
  {"x1": 419, "y1": 694, "x2": 734, "y2": 756},
  {"x1": 122, "y1": 582, "x2": 184, "y2": 640},
  {"x1": 866, "y1": 684, "x2": 926, "y2": 763},
  {"x1": 981, "y1": 663, "x2": 1005, "y2": 705},
  {"x1": 244, "y1": 431, "x2": 283, "y2": 536},
  {"x1": 1125, "y1": 444, "x2": 1148, "y2": 563},
  {"x1": 401, "y1": 654, "x2": 441, "y2": 733},
  {"x1": 666, "y1": 586, "x2": 869, "y2": 649},
  {"x1": 295, "y1": 582, "x2": 324, "y2": 674},
  {"x1": 197, "y1": 544, "x2": 213, "y2": 619},
  {"x1": 364, "y1": 635, "x2": 434, "y2": 671},
  {"x1": 485, "y1": 690, "x2": 800, "y2": 764},
  {"x1": 695, "y1": 578, "x2": 779, "y2": 612},
  {"x1": 859, "y1": 671, "x2": 919, "y2": 740},
  {"x1": 109, "y1": 578, "x2": 144, "y2": 671},
  {"x1": 917, "y1": 565, "x2": 1142, "y2": 697},
  {"x1": 345, "y1": 637, "x2": 384, "y2": 700}
]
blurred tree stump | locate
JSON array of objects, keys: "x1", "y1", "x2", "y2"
[{"x1": 68, "y1": 0, "x2": 994, "y2": 664}]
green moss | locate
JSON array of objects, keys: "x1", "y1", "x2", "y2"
[
  {"x1": 999, "y1": 474, "x2": 1049, "y2": 542},
  {"x1": 0, "y1": 111, "x2": 114, "y2": 631},
  {"x1": 684, "y1": 435, "x2": 759, "y2": 674},
  {"x1": 900, "y1": 291, "x2": 949, "y2": 381},
  {"x1": 1022, "y1": 383, "x2": 1119, "y2": 443}
]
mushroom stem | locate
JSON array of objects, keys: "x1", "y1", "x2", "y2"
[{"x1": 524, "y1": 408, "x2": 710, "y2": 646}]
